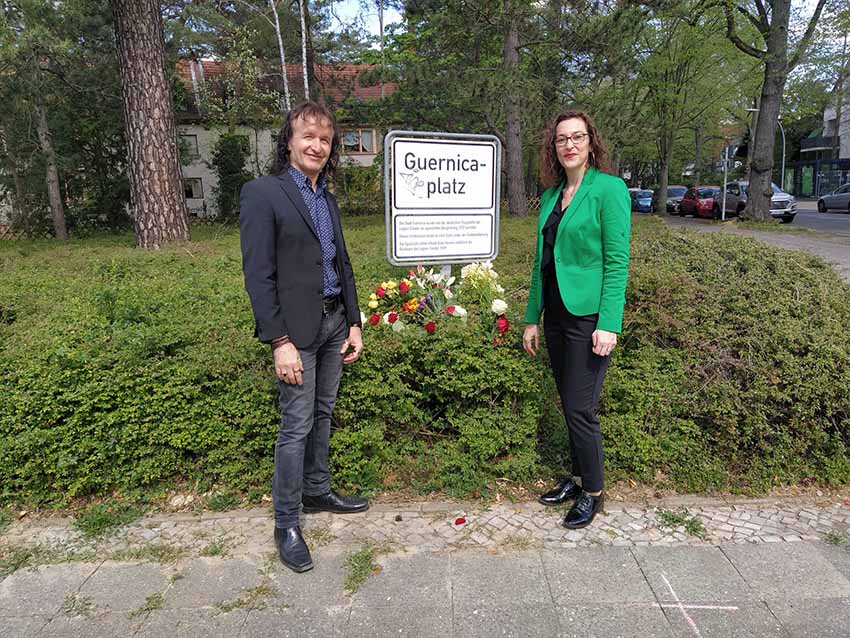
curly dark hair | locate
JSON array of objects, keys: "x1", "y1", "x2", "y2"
[
  {"x1": 538, "y1": 110, "x2": 612, "y2": 188},
  {"x1": 273, "y1": 101, "x2": 341, "y2": 179}
]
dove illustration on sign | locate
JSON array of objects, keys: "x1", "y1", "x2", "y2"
[{"x1": 399, "y1": 172, "x2": 425, "y2": 198}]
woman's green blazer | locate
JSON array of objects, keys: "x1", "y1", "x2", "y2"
[{"x1": 523, "y1": 167, "x2": 631, "y2": 334}]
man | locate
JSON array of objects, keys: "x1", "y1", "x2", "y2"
[{"x1": 239, "y1": 101, "x2": 367, "y2": 573}]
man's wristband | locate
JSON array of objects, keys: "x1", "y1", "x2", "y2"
[{"x1": 271, "y1": 336, "x2": 291, "y2": 350}]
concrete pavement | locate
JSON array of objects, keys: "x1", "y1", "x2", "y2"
[{"x1": 2, "y1": 496, "x2": 850, "y2": 637}]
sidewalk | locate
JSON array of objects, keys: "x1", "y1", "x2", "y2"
[{"x1": 2, "y1": 496, "x2": 850, "y2": 637}]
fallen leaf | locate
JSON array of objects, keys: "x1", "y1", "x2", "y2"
[
  {"x1": 18, "y1": 511, "x2": 28, "y2": 519},
  {"x1": 372, "y1": 566, "x2": 383, "y2": 576}
]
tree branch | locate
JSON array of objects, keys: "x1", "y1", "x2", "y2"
[
  {"x1": 788, "y1": 0, "x2": 829, "y2": 71},
  {"x1": 752, "y1": 0, "x2": 769, "y2": 32},
  {"x1": 735, "y1": 5, "x2": 766, "y2": 34},
  {"x1": 723, "y1": 3, "x2": 766, "y2": 59}
]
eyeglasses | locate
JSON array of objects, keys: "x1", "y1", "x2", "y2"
[{"x1": 554, "y1": 133, "x2": 589, "y2": 147}]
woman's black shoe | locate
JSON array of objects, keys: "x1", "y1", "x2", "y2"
[
  {"x1": 562, "y1": 492, "x2": 604, "y2": 529},
  {"x1": 538, "y1": 478, "x2": 582, "y2": 506}
]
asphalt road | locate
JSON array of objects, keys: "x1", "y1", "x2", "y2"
[{"x1": 793, "y1": 200, "x2": 850, "y2": 236}]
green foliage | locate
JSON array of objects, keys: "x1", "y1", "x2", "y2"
[
  {"x1": 0, "y1": 216, "x2": 849, "y2": 507},
  {"x1": 657, "y1": 508, "x2": 707, "y2": 539},
  {"x1": 333, "y1": 161, "x2": 383, "y2": 216},
  {"x1": 73, "y1": 500, "x2": 144, "y2": 538},
  {"x1": 211, "y1": 133, "x2": 253, "y2": 218},
  {"x1": 205, "y1": 492, "x2": 239, "y2": 512}
]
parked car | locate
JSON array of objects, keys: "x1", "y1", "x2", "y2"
[
  {"x1": 679, "y1": 186, "x2": 723, "y2": 219},
  {"x1": 817, "y1": 183, "x2": 850, "y2": 213},
  {"x1": 652, "y1": 185, "x2": 688, "y2": 213},
  {"x1": 726, "y1": 180, "x2": 797, "y2": 223},
  {"x1": 628, "y1": 188, "x2": 654, "y2": 213}
]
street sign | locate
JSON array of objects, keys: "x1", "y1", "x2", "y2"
[{"x1": 384, "y1": 130, "x2": 501, "y2": 266}]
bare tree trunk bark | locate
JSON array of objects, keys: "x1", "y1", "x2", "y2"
[
  {"x1": 269, "y1": 0, "x2": 291, "y2": 112},
  {"x1": 693, "y1": 124, "x2": 702, "y2": 185},
  {"x1": 502, "y1": 5, "x2": 527, "y2": 217},
  {"x1": 111, "y1": 0, "x2": 190, "y2": 249},
  {"x1": 833, "y1": 33, "x2": 847, "y2": 159},
  {"x1": 35, "y1": 104, "x2": 68, "y2": 240},
  {"x1": 298, "y1": 0, "x2": 310, "y2": 99},
  {"x1": 378, "y1": 0, "x2": 385, "y2": 99},
  {"x1": 0, "y1": 129, "x2": 30, "y2": 233},
  {"x1": 655, "y1": 133, "x2": 673, "y2": 218}
]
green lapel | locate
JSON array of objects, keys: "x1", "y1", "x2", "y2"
[{"x1": 559, "y1": 167, "x2": 597, "y2": 230}]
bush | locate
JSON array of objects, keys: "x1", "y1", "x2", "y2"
[
  {"x1": 0, "y1": 216, "x2": 849, "y2": 506},
  {"x1": 212, "y1": 133, "x2": 253, "y2": 218},
  {"x1": 333, "y1": 161, "x2": 383, "y2": 216}
]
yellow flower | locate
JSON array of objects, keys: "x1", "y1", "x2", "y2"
[
  {"x1": 369, "y1": 293, "x2": 377, "y2": 301},
  {"x1": 386, "y1": 281, "x2": 397, "y2": 289},
  {"x1": 368, "y1": 300, "x2": 379, "y2": 309}
]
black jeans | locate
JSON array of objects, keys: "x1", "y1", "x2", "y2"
[
  {"x1": 543, "y1": 287, "x2": 610, "y2": 493},
  {"x1": 273, "y1": 305, "x2": 348, "y2": 529}
]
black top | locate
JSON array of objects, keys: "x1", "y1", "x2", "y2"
[{"x1": 541, "y1": 189, "x2": 565, "y2": 309}]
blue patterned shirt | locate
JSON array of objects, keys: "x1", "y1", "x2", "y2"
[{"x1": 287, "y1": 165, "x2": 341, "y2": 298}]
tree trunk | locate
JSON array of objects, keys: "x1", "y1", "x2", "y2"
[
  {"x1": 379, "y1": 1, "x2": 385, "y2": 100},
  {"x1": 269, "y1": 0, "x2": 291, "y2": 112},
  {"x1": 111, "y1": 0, "x2": 190, "y2": 249},
  {"x1": 298, "y1": 0, "x2": 309, "y2": 99},
  {"x1": 502, "y1": 6, "x2": 527, "y2": 217},
  {"x1": 744, "y1": 2, "x2": 791, "y2": 222},
  {"x1": 693, "y1": 124, "x2": 702, "y2": 185},
  {"x1": 655, "y1": 132, "x2": 673, "y2": 218},
  {"x1": 35, "y1": 104, "x2": 68, "y2": 240},
  {"x1": 0, "y1": 129, "x2": 30, "y2": 234},
  {"x1": 833, "y1": 33, "x2": 847, "y2": 159}
]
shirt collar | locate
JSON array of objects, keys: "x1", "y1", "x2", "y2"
[{"x1": 287, "y1": 165, "x2": 325, "y2": 193}]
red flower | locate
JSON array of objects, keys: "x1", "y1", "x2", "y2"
[
  {"x1": 399, "y1": 281, "x2": 410, "y2": 293},
  {"x1": 497, "y1": 316, "x2": 510, "y2": 334},
  {"x1": 471, "y1": 489, "x2": 478, "y2": 498},
  {"x1": 376, "y1": 287, "x2": 386, "y2": 298},
  {"x1": 425, "y1": 322, "x2": 436, "y2": 334},
  {"x1": 454, "y1": 516, "x2": 467, "y2": 526},
  {"x1": 445, "y1": 305, "x2": 455, "y2": 315},
  {"x1": 388, "y1": 312, "x2": 398, "y2": 324},
  {"x1": 369, "y1": 313, "x2": 380, "y2": 325}
]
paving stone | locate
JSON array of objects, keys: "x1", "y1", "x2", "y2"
[
  {"x1": 348, "y1": 604, "x2": 451, "y2": 637},
  {"x1": 0, "y1": 563, "x2": 100, "y2": 616},
  {"x1": 241, "y1": 606, "x2": 349, "y2": 637},
  {"x1": 135, "y1": 609, "x2": 249, "y2": 637},
  {"x1": 164, "y1": 558, "x2": 265, "y2": 609},
  {"x1": 543, "y1": 547, "x2": 655, "y2": 604},
  {"x1": 0, "y1": 615, "x2": 50, "y2": 637},
  {"x1": 663, "y1": 601, "x2": 784, "y2": 638},
  {"x1": 559, "y1": 604, "x2": 675, "y2": 638},
  {"x1": 633, "y1": 546, "x2": 758, "y2": 603},
  {"x1": 38, "y1": 611, "x2": 145, "y2": 638},
  {"x1": 77, "y1": 562, "x2": 171, "y2": 613},
  {"x1": 454, "y1": 603, "x2": 561, "y2": 638},
  {"x1": 352, "y1": 551, "x2": 450, "y2": 609},
  {"x1": 451, "y1": 550, "x2": 551, "y2": 612},
  {"x1": 767, "y1": 598, "x2": 850, "y2": 638},
  {"x1": 266, "y1": 547, "x2": 351, "y2": 611},
  {"x1": 721, "y1": 542, "x2": 850, "y2": 600}
]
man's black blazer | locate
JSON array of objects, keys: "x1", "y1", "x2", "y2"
[{"x1": 239, "y1": 171, "x2": 360, "y2": 348}]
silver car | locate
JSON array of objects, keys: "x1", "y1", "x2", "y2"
[
  {"x1": 817, "y1": 183, "x2": 850, "y2": 213},
  {"x1": 727, "y1": 180, "x2": 797, "y2": 223}
]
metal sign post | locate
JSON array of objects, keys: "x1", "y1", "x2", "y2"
[{"x1": 384, "y1": 130, "x2": 502, "y2": 268}]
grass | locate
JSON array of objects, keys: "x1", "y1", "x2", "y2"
[
  {"x1": 657, "y1": 508, "x2": 707, "y2": 540},
  {"x1": 199, "y1": 540, "x2": 229, "y2": 557},
  {"x1": 73, "y1": 500, "x2": 144, "y2": 538},
  {"x1": 205, "y1": 492, "x2": 240, "y2": 512},
  {"x1": 734, "y1": 220, "x2": 815, "y2": 234},
  {"x1": 0, "y1": 544, "x2": 98, "y2": 578},
  {"x1": 824, "y1": 530, "x2": 849, "y2": 548},
  {"x1": 61, "y1": 594, "x2": 94, "y2": 617},
  {"x1": 0, "y1": 509, "x2": 9, "y2": 535},
  {"x1": 216, "y1": 584, "x2": 279, "y2": 613},
  {"x1": 129, "y1": 592, "x2": 164, "y2": 618},
  {"x1": 110, "y1": 543, "x2": 186, "y2": 564},
  {"x1": 304, "y1": 526, "x2": 336, "y2": 551},
  {"x1": 343, "y1": 542, "x2": 393, "y2": 594},
  {"x1": 498, "y1": 534, "x2": 539, "y2": 551}
]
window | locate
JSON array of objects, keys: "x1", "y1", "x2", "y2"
[
  {"x1": 179, "y1": 134, "x2": 200, "y2": 160},
  {"x1": 341, "y1": 129, "x2": 376, "y2": 154},
  {"x1": 184, "y1": 178, "x2": 203, "y2": 199},
  {"x1": 727, "y1": 185, "x2": 739, "y2": 196}
]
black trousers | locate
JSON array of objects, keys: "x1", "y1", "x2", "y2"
[{"x1": 543, "y1": 284, "x2": 610, "y2": 493}]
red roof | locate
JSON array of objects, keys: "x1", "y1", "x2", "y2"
[{"x1": 175, "y1": 59, "x2": 395, "y2": 108}]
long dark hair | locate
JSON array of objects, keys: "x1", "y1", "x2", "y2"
[
  {"x1": 273, "y1": 101, "x2": 341, "y2": 179},
  {"x1": 539, "y1": 110, "x2": 612, "y2": 188}
]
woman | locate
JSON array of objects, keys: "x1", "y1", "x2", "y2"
[{"x1": 522, "y1": 111, "x2": 631, "y2": 529}]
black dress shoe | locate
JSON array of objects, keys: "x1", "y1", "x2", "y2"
[
  {"x1": 274, "y1": 526, "x2": 313, "y2": 573},
  {"x1": 538, "y1": 478, "x2": 583, "y2": 506},
  {"x1": 302, "y1": 490, "x2": 369, "y2": 514},
  {"x1": 562, "y1": 492, "x2": 604, "y2": 529}
]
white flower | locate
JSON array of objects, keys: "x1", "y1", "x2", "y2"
[
  {"x1": 451, "y1": 305, "x2": 467, "y2": 317},
  {"x1": 491, "y1": 299, "x2": 508, "y2": 314},
  {"x1": 360, "y1": 311, "x2": 367, "y2": 324},
  {"x1": 444, "y1": 289, "x2": 454, "y2": 299},
  {"x1": 391, "y1": 320, "x2": 406, "y2": 332}
]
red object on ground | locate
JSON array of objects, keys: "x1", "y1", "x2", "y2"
[{"x1": 454, "y1": 517, "x2": 467, "y2": 526}]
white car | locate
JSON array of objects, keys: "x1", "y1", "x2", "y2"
[{"x1": 817, "y1": 184, "x2": 850, "y2": 213}]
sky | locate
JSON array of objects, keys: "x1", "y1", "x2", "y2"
[{"x1": 327, "y1": 0, "x2": 403, "y2": 38}]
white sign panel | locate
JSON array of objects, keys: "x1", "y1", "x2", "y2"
[{"x1": 385, "y1": 132, "x2": 501, "y2": 265}]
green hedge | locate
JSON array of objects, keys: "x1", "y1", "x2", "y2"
[{"x1": 1, "y1": 216, "x2": 849, "y2": 505}]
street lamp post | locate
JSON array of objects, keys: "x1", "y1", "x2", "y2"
[{"x1": 746, "y1": 108, "x2": 786, "y2": 191}]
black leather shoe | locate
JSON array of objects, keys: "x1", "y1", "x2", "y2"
[
  {"x1": 562, "y1": 492, "x2": 604, "y2": 529},
  {"x1": 538, "y1": 478, "x2": 582, "y2": 506},
  {"x1": 274, "y1": 526, "x2": 313, "y2": 573},
  {"x1": 302, "y1": 490, "x2": 369, "y2": 514}
]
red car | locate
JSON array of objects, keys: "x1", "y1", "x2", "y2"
[{"x1": 679, "y1": 186, "x2": 724, "y2": 219}]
